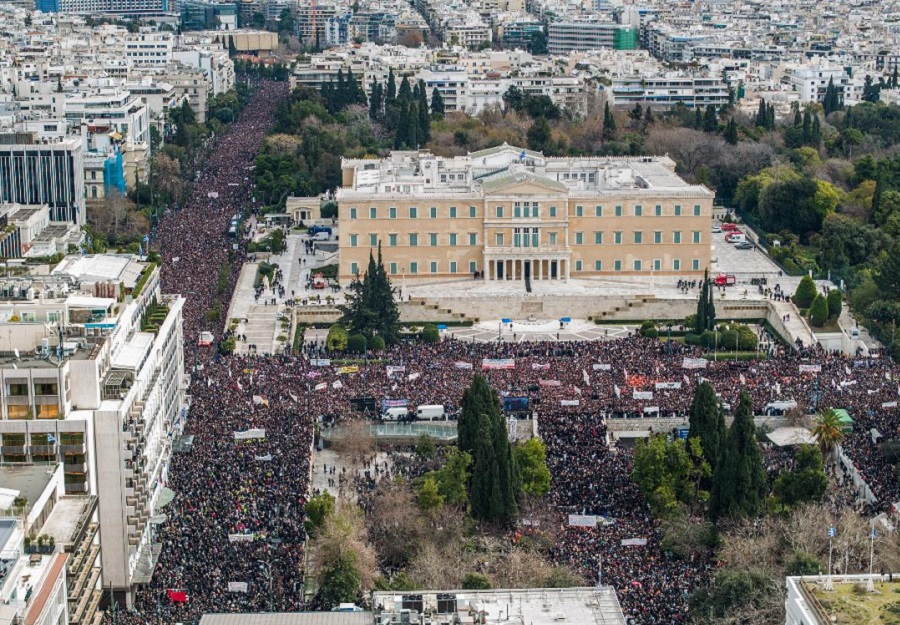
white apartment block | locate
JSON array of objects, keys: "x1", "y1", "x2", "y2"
[
  {"x1": 783, "y1": 63, "x2": 865, "y2": 106},
  {"x1": 124, "y1": 32, "x2": 175, "y2": 69},
  {"x1": 0, "y1": 254, "x2": 187, "y2": 608},
  {"x1": 602, "y1": 74, "x2": 730, "y2": 109}
]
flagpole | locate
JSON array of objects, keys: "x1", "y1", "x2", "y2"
[{"x1": 870, "y1": 527, "x2": 875, "y2": 576}]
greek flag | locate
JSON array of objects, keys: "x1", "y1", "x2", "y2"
[
  {"x1": 47, "y1": 433, "x2": 56, "y2": 444},
  {"x1": 143, "y1": 234, "x2": 150, "y2": 243},
  {"x1": 519, "y1": 150, "x2": 526, "y2": 160},
  {"x1": 872, "y1": 528, "x2": 877, "y2": 539},
  {"x1": 828, "y1": 527, "x2": 836, "y2": 538}
]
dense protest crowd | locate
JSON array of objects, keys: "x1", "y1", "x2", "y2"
[{"x1": 110, "y1": 74, "x2": 900, "y2": 625}]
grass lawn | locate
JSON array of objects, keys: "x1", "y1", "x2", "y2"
[{"x1": 809, "y1": 580, "x2": 900, "y2": 624}]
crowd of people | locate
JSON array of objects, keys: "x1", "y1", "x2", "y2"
[{"x1": 110, "y1": 73, "x2": 900, "y2": 625}]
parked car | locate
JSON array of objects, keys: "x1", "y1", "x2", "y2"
[
  {"x1": 721, "y1": 223, "x2": 739, "y2": 232},
  {"x1": 735, "y1": 241, "x2": 754, "y2": 250},
  {"x1": 711, "y1": 226, "x2": 722, "y2": 233}
]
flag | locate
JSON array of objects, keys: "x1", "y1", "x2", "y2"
[
  {"x1": 683, "y1": 374, "x2": 690, "y2": 385},
  {"x1": 583, "y1": 369, "x2": 590, "y2": 386},
  {"x1": 828, "y1": 527, "x2": 836, "y2": 538},
  {"x1": 614, "y1": 384, "x2": 621, "y2": 398},
  {"x1": 167, "y1": 590, "x2": 188, "y2": 603},
  {"x1": 739, "y1": 373, "x2": 746, "y2": 385},
  {"x1": 872, "y1": 528, "x2": 877, "y2": 539},
  {"x1": 47, "y1": 433, "x2": 56, "y2": 444},
  {"x1": 846, "y1": 365, "x2": 852, "y2": 375}
]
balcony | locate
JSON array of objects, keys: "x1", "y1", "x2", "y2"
[
  {"x1": 64, "y1": 462, "x2": 87, "y2": 473},
  {"x1": 483, "y1": 245, "x2": 572, "y2": 256},
  {"x1": 65, "y1": 481, "x2": 88, "y2": 494},
  {"x1": 61, "y1": 443, "x2": 86, "y2": 455},
  {"x1": 31, "y1": 444, "x2": 57, "y2": 455},
  {"x1": 1, "y1": 445, "x2": 26, "y2": 455}
]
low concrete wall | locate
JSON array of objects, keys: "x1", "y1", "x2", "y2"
[{"x1": 607, "y1": 415, "x2": 785, "y2": 432}]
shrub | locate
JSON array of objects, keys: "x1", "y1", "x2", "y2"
[
  {"x1": 347, "y1": 334, "x2": 367, "y2": 354},
  {"x1": 462, "y1": 572, "x2": 492, "y2": 590},
  {"x1": 827, "y1": 289, "x2": 842, "y2": 319},
  {"x1": 793, "y1": 275, "x2": 817, "y2": 308},
  {"x1": 369, "y1": 335, "x2": 385, "y2": 351},
  {"x1": 422, "y1": 324, "x2": 440, "y2": 343},
  {"x1": 809, "y1": 294, "x2": 828, "y2": 328},
  {"x1": 685, "y1": 333, "x2": 702, "y2": 345},
  {"x1": 326, "y1": 324, "x2": 349, "y2": 351}
]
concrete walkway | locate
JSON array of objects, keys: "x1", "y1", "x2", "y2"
[{"x1": 771, "y1": 299, "x2": 817, "y2": 348}]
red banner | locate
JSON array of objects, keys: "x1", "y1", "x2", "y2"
[{"x1": 167, "y1": 590, "x2": 188, "y2": 603}]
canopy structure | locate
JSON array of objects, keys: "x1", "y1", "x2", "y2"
[
  {"x1": 833, "y1": 408, "x2": 854, "y2": 432},
  {"x1": 766, "y1": 427, "x2": 816, "y2": 447}
]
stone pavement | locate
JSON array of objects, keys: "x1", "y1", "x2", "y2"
[{"x1": 449, "y1": 319, "x2": 637, "y2": 343}]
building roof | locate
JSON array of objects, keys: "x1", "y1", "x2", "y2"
[
  {"x1": 480, "y1": 169, "x2": 568, "y2": 193},
  {"x1": 469, "y1": 142, "x2": 542, "y2": 160},
  {"x1": 766, "y1": 426, "x2": 816, "y2": 447},
  {"x1": 199, "y1": 613, "x2": 372, "y2": 625},
  {"x1": 0, "y1": 465, "x2": 56, "y2": 513}
]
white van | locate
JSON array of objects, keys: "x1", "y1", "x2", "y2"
[
  {"x1": 728, "y1": 233, "x2": 747, "y2": 244},
  {"x1": 382, "y1": 407, "x2": 407, "y2": 421},
  {"x1": 416, "y1": 404, "x2": 445, "y2": 421}
]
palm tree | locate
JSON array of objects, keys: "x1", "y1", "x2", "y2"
[{"x1": 812, "y1": 408, "x2": 844, "y2": 463}]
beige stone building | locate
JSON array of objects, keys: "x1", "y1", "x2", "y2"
[{"x1": 336, "y1": 145, "x2": 713, "y2": 282}]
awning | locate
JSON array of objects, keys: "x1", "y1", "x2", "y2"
[{"x1": 157, "y1": 487, "x2": 176, "y2": 509}]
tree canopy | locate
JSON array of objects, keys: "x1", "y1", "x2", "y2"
[
  {"x1": 338, "y1": 245, "x2": 401, "y2": 345},
  {"x1": 709, "y1": 391, "x2": 767, "y2": 519}
]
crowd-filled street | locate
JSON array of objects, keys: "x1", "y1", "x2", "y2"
[{"x1": 112, "y1": 78, "x2": 900, "y2": 625}]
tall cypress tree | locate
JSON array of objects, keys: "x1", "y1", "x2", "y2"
[
  {"x1": 430, "y1": 87, "x2": 445, "y2": 117},
  {"x1": 337, "y1": 245, "x2": 400, "y2": 344},
  {"x1": 811, "y1": 115, "x2": 821, "y2": 146},
  {"x1": 687, "y1": 381, "x2": 726, "y2": 470},
  {"x1": 707, "y1": 274, "x2": 716, "y2": 330},
  {"x1": 710, "y1": 391, "x2": 767, "y2": 519},
  {"x1": 458, "y1": 375, "x2": 500, "y2": 456},
  {"x1": 694, "y1": 269, "x2": 708, "y2": 334},
  {"x1": 694, "y1": 106, "x2": 703, "y2": 130},
  {"x1": 398, "y1": 76, "x2": 412, "y2": 102},
  {"x1": 724, "y1": 118, "x2": 738, "y2": 145},
  {"x1": 703, "y1": 103, "x2": 718, "y2": 132},
  {"x1": 755, "y1": 98, "x2": 767, "y2": 127},
  {"x1": 602, "y1": 102, "x2": 616, "y2": 140},
  {"x1": 471, "y1": 418, "x2": 502, "y2": 521},
  {"x1": 407, "y1": 102, "x2": 419, "y2": 148},
  {"x1": 386, "y1": 69, "x2": 396, "y2": 103},
  {"x1": 801, "y1": 109, "x2": 811, "y2": 143},
  {"x1": 417, "y1": 80, "x2": 430, "y2": 143}
]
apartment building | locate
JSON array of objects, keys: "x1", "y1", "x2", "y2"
[
  {"x1": 0, "y1": 254, "x2": 187, "y2": 608},
  {"x1": 0, "y1": 132, "x2": 85, "y2": 225},
  {"x1": 124, "y1": 32, "x2": 175, "y2": 69},
  {"x1": 783, "y1": 63, "x2": 864, "y2": 106},
  {"x1": 548, "y1": 21, "x2": 637, "y2": 54},
  {"x1": 602, "y1": 74, "x2": 730, "y2": 109},
  {"x1": 37, "y1": 0, "x2": 169, "y2": 15},
  {"x1": 337, "y1": 144, "x2": 713, "y2": 282}
]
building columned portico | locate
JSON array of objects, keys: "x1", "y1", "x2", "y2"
[{"x1": 485, "y1": 254, "x2": 571, "y2": 280}]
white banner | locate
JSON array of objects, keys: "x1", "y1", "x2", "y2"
[
  {"x1": 252, "y1": 395, "x2": 267, "y2": 405},
  {"x1": 540, "y1": 379, "x2": 562, "y2": 387},
  {"x1": 633, "y1": 391, "x2": 654, "y2": 400},
  {"x1": 310, "y1": 358, "x2": 331, "y2": 367},
  {"x1": 482, "y1": 358, "x2": 516, "y2": 370},
  {"x1": 408, "y1": 372, "x2": 421, "y2": 381},
  {"x1": 593, "y1": 364, "x2": 612, "y2": 371},
  {"x1": 228, "y1": 534, "x2": 255, "y2": 543},
  {"x1": 532, "y1": 363, "x2": 550, "y2": 370},
  {"x1": 568, "y1": 514, "x2": 597, "y2": 527},
  {"x1": 643, "y1": 406, "x2": 660, "y2": 414},
  {"x1": 233, "y1": 428, "x2": 266, "y2": 440},
  {"x1": 386, "y1": 365, "x2": 405, "y2": 378},
  {"x1": 799, "y1": 364, "x2": 822, "y2": 373},
  {"x1": 207, "y1": 191, "x2": 219, "y2": 198},
  {"x1": 655, "y1": 382, "x2": 681, "y2": 390},
  {"x1": 561, "y1": 399, "x2": 580, "y2": 406},
  {"x1": 314, "y1": 382, "x2": 327, "y2": 391},
  {"x1": 682, "y1": 358, "x2": 708, "y2": 369},
  {"x1": 454, "y1": 361, "x2": 473, "y2": 369},
  {"x1": 228, "y1": 582, "x2": 248, "y2": 592},
  {"x1": 882, "y1": 401, "x2": 898, "y2": 409},
  {"x1": 621, "y1": 538, "x2": 648, "y2": 546},
  {"x1": 332, "y1": 380, "x2": 343, "y2": 389},
  {"x1": 254, "y1": 454, "x2": 272, "y2": 462}
]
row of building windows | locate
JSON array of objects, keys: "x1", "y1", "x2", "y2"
[
  {"x1": 348, "y1": 258, "x2": 702, "y2": 275},
  {"x1": 346, "y1": 204, "x2": 704, "y2": 220},
  {"x1": 347, "y1": 230, "x2": 702, "y2": 247}
]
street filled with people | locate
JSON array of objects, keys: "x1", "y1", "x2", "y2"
[{"x1": 113, "y1": 77, "x2": 900, "y2": 625}]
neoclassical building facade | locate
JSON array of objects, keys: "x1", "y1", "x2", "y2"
[{"x1": 336, "y1": 144, "x2": 713, "y2": 282}]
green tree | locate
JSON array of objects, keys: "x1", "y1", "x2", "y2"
[
  {"x1": 688, "y1": 381, "x2": 726, "y2": 470},
  {"x1": 434, "y1": 447, "x2": 471, "y2": 506},
  {"x1": 773, "y1": 445, "x2": 827, "y2": 506},
  {"x1": 724, "y1": 118, "x2": 738, "y2": 144},
  {"x1": 826, "y1": 289, "x2": 842, "y2": 319},
  {"x1": 514, "y1": 438, "x2": 551, "y2": 497},
  {"x1": 462, "y1": 377, "x2": 518, "y2": 523},
  {"x1": 709, "y1": 391, "x2": 767, "y2": 519},
  {"x1": 304, "y1": 491, "x2": 335, "y2": 536},
  {"x1": 430, "y1": 87, "x2": 445, "y2": 118},
  {"x1": 326, "y1": 324, "x2": 349, "y2": 351},
  {"x1": 602, "y1": 102, "x2": 616, "y2": 140},
  {"x1": 876, "y1": 240, "x2": 900, "y2": 300},
  {"x1": 793, "y1": 275, "x2": 818, "y2": 308},
  {"x1": 338, "y1": 245, "x2": 401, "y2": 344},
  {"x1": 347, "y1": 333, "x2": 367, "y2": 353},
  {"x1": 786, "y1": 552, "x2": 824, "y2": 576},
  {"x1": 319, "y1": 551, "x2": 362, "y2": 606},
  {"x1": 703, "y1": 103, "x2": 719, "y2": 132},
  {"x1": 690, "y1": 569, "x2": 780, "y2": 622},
  {"x1": 527, "y1": 117, "x2": 553, "y2": 153},
  {"x1": 416, "y1": 475, "x2": 445, "y2": 512},
  {"x1": 250, "y1": 12, "x2": 266, "y2": 28},
  {"x1": 422, "y1": 323, "x2": 440, "y2": 343},
  {"x1": 458, "y1": 374, "x2": 501, "y2": 456},
  {"x1": 812, "y1": 408, "x2": 844, "y2": 458},
  {"x1": 809, "y1": 293, "x2": 828, "y2": 327},
  {"x1": 633, "y1": 434, "x2": 696, "y2": 517},
  {"x1": 415, "y1": 433, "x2": 436, "y2": 459}
]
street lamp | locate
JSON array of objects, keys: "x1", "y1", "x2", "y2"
[{"x1": 259, "y1": 561, "x2": 276, "y2": 612}]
